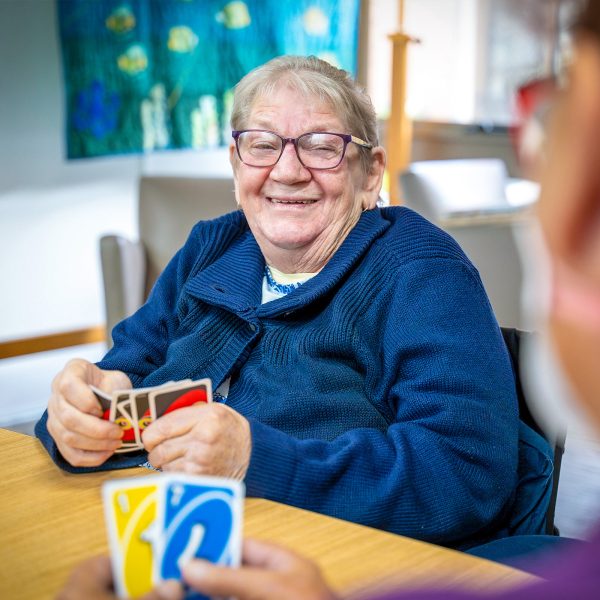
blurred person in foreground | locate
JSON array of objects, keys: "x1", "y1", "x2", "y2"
[{"x1": 57, "y1": 0, "x2": 600, "y2": 598}]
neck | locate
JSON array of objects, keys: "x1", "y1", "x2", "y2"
[{"x1": 259, "y1": 215, "x2": 360, "y2": 273}]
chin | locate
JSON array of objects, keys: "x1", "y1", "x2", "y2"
[
  {"x1": 264, "y1": 225, "x2": 321, "y2": 248},
  {"x1": 268, "y1": 235, "x2": 316, "y2": 250}
]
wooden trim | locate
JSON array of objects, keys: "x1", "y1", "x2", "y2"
[
  {"x1": 0, "y1": 326, "x2": 106, "y2": 360},
  {"x1": 387, "y1": 31, "x2": 416, "y2": 204}
]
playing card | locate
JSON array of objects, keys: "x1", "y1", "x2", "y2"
[
  {"x1": 90, "y1": 379, "x2": 207, "y2": 453},
  {"x1": 133, "y1": 390, "x2": 154, "y2": 437},
  {"x1": 154, "y1": 473, "x2": 244, "y2": 597},
  {"x1": 111, "y1": 392, "x2": 142, "y2": 452},
  {"x1": 103, "y1": 474, "x2": 244, "y2": 600},
  {"x1": 103, "y1": 478, "x2": 162, "y2": 598},
  {"x1": 90, "y1": 384, "x2": 112, "y2": 420},
  {"x1": 149, "y1": 379, "x2": 212, "y2": 421}
]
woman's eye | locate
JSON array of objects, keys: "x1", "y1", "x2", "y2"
[{"x1": 252, "y1": 142, "x2": 277, "y2": 150}]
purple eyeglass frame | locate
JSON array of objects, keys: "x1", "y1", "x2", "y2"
[{"x1": 231, "y1": 129, "x2": 373, "y2": 170}]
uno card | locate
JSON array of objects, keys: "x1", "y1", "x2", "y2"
[
  {"x1": 111, "y1": 392, "x2": 142, "y2": 452},
  {"x1": 90, "y1": 385, "x2": 112, "y2": 420},
  {"x1": 154, "y1": 474, "x2": 244, "y2": 595},
  {"x1": 90, "y1": 379, "x2": 209, "y2": 453},
  {"x1": 103, "y1": 474, "x2": 244, "y2": 600},
  {"x1": 148, "y1": 379, "x2": 212, "y2": 421},
  {"x1": 132, "y1": 390, "x2": 154, "y2": 438},
  {"x1": 103, "y1": 477, "x2": 162, "y2": 598}
]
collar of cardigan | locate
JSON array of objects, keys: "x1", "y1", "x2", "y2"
[{"x1": 184, "y1": 208, "x2": 391, "y2": 319}]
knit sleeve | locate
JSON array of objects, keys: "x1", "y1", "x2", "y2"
[
  {"x1": 96, "y1": 221, "x2": 210, "y2": 383},
  {"x1": 244, "y1": 257, "x2": 520, "y2": 549}
]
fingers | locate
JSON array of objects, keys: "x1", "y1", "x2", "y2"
[
  {"x1": 52, "y1": 393, "x2": 123, "y2": 441},
  {"x1": 143, "y1": 405, "x2": 251, "y2": 478},
  {"x1": 52, "y1": 359, "x2": 103, "y2": 416},
  {"x1": 181, "y1": 560, "x2": 282, "y2": 600},
  {"x1": 48, "y1": 408, "x2": 122, "y2": 451},
  {"x1": 55, "y1": 555, "x2": 114, "y2": 600},
  {"x1": 46, "y1": 360, "x2": 127, "y2": 467},
  {"x1": 241, "y1": 538, "x2": 306, "y2": 569},
  {"x1": 85, "y1": 555, "x2": 114, "y2": 585},
  {"x1": 146, "y1": 439, "x2": 190, "y2": 471},
  {"x1": 142, "y1": 406, "x2": 204, "y2": 451},
  {"x1": 181, "y1": 538, "x2": 335, "y2": 600},
  {"x1": 138, "y1": 579, "x2": 184, "y2": 600}
]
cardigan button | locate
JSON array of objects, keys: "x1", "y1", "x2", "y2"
[{"x1": 248, "y1": 323, "x2": 257, "y2": 332}]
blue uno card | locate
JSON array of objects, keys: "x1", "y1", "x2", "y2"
[{"x1": 155, "y1": 474, "x2": 244, "y2": 598}]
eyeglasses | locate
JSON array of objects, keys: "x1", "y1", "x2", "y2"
[{"x1": 231, "y1": 129, "x2": 373, "y2": 170}]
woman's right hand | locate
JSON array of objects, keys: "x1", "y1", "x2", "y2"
[{"x1": 47, "y1": 358, "x2": 130, "y2": 467}]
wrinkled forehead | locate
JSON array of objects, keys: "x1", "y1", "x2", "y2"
[{"x1": 247, "y1": 79, "x2": 350, "y2": 131}]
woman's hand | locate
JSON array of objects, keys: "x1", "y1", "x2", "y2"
[
  {"x1": 56, "y1": 555, "x2": 182, "y2": 600},
  {"x1": 47, "y1": 358, "x2": 129, "y2": 467},
  {"x1": 142, "y1": 403, "x2": 251, "y2": 479},
  {"x1": 181, "y1": 538, "x2": 338, "y2": 600}
]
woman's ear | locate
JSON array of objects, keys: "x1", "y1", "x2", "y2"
[
  {"x1": 229, "y1": 142, "x2": 238, "y2": 177},
  {"x1": 361, "y1": 147, "x2": 386, "y2": 210}
]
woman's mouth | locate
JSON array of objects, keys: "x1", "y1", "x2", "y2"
[{"x1": 268, "y1": 197, "x2": 318, "y2": 205}]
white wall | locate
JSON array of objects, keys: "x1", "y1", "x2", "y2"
[{"x1": 0, "y1": 0, "x2": 230, "y2": 340}]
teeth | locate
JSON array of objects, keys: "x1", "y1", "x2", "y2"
[{"x1": 270, "y1": 198, "x2": 316, "y2": 204}]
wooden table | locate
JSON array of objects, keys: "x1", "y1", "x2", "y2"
[{"x1": 0, "y1": 429, "x2": 535, "y2": 599}]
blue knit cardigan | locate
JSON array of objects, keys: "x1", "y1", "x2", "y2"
[{"x1": 37, "y1": 207, "x2": 524, "y2": 549}]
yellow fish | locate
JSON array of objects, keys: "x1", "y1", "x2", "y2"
[
  {"x1": 117, "y1": 44, "x2": 148, "y2": 75},
  {"x1": 106, "y1": 5, "x2": 136, "y2": 34},
  {"x1": 167, "y1": 26, "x2": 199, "y2": 53},
  {"x1": 215, "y1": 1, "x2": 251, "y2": 29},
  {"x1": 303, "y1": 7, "x2": 329, "y2": 36}
]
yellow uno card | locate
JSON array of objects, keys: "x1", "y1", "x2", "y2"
[{"x1": 102, "y1": 476, "x2": 162, "y2": 598}]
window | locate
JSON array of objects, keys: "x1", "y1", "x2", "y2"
[{"x1": 366, "y1": 0, "x2": 583, "y2": 126}]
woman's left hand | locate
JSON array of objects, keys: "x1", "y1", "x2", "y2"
[{"x1": 142, "y1": 403, "x2": 252, "y2": 479}]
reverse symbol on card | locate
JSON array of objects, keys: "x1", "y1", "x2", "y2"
[
  {"x1": 108, "y1": 485, "x2": 159, "y2": 598},
  {"x1": 159, "y1": 486, "x2": 236, "y2": 581}
]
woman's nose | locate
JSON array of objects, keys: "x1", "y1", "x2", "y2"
[{"x1": 269, "y1": 141, "x2": 311, "y2": 182}]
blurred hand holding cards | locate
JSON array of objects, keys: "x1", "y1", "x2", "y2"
[
  {"x1": 91, "y1": 379, "x2": 212, "y2": 453},
  {"x1": 103, "y1": 473, "x2": 244, "y2": 599}
]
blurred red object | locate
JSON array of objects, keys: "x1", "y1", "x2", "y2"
[{"x1": 511, "y1": 77, "x2": 558, "y2": 180}]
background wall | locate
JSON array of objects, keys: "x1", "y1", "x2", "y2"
[{"x1": 0, "y1": 0, "x2": 231, "y2": 342}]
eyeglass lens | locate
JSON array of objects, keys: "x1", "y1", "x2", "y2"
[{"x1": 236, "y1": 131, "x2": 345, "y2": 168}]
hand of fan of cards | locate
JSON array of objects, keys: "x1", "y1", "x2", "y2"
[
  {"x1": 103, "y1": 473, "x2": 244, "y2": 599},
  {"x1": 91, "y1": 379, "x2": 212, "y2": 452}
]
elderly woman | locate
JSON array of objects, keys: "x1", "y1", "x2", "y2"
[{"x1": 37, "y1": 56, "x2": 527, "y2": 549}]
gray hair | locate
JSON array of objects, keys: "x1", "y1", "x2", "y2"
[{"x1": 230, "y1": 55, "x2": 378, "y2": 173}]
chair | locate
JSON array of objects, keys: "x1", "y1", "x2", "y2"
[
  {"x1": 399, "y1": 159, "x2": 535, "y2": 328},
  {"x1": 463, "y1": 328, "x2": 569, "y2": 571},
  {"x1": 100, "y1": 176, "x2": 238, "y2": 344},
  {"x1": 399, "y1": 158, "x2": 511, "y2": 220},
  {"x1": 501, "y1": 327, "x2": 566, "y2": 536}
]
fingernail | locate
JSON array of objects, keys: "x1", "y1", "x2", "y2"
[
  {"x1": 182, "y1": 559, "x2": 209, "y2": 578},
  {"x1": 155, "y1": 579, "x2": 183, "y2": 599}
]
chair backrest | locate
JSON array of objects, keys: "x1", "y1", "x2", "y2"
[
  {"x1": 139, "y1": 176, "x2": 238, "y2": 296},
  {"x1": 501, "y1": 327, "x2": 566, "y2": 535},
  {"x1": 400, "y1": 158, "x2": 510, "y2": 220}
]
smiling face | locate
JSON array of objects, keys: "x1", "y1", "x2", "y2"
[{"x1": 230, "y1": 84, "x2": 384, "y2": 273}]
